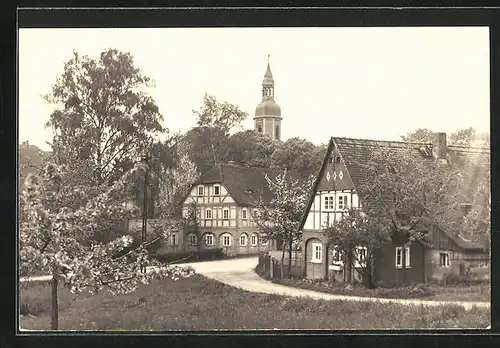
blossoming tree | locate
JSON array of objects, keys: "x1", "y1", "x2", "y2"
[{"x1": 19, "y1": 162, "x2": 194, "y2": 330}]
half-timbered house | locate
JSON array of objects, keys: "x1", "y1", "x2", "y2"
[
  {"x1": 299, "y1": 132, "x2": 490, "y2": 285},
  {"x1": 179, "y1": 162, "x2": 278, "y2": 256}
]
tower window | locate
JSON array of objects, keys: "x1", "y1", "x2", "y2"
[
  {"x1": 275, "y1": 125, "x2": 280, "y2": 139},
  {"x1": 335, "y1": 156, "x2": 341, "y2": 164},
  {"x1": 257, "y1": 125, "x2": 262, "y2": 133}
]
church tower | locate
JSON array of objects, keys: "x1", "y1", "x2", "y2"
[{"x1": 254, "y1": 56, "x2": 282, "y2": 141}]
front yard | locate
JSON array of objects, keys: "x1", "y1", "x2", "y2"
[
  {"x1": 268, "y1": 277, "x2": 491, "y2": 302},
  {"x1": 20, "y1": 274, "x2": 490, "y2": 330}
]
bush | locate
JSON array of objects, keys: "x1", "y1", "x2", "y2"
[{"x1": 152, "y1": 248, "x2": 224, "y2": 264}]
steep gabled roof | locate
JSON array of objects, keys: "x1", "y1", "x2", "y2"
[
  {"x1": 194, "y1": 163, "x2": 279, "y2": 206},
  {"x1": 299, "y1": 136, "x2": 490, "y2": 252}
]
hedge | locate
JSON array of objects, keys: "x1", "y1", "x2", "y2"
[{"x1": 152, "y1": 248, "x2": 225, "y2": 264}]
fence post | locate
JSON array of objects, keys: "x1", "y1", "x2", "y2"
[{"x1": 269, "y1": 257, "x2": 274, "y2": 278}]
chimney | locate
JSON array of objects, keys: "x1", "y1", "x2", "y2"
[
  {"x1": 431, "y1": 132, "x2": 447, "y2": 159},
  {"x1": 21, "y1": 140, "x2": 29, "y2": 148}
]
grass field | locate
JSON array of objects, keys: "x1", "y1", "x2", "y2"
[
  {"x1": 268, "y1": 277, "x2": 491, "y2": 302},
  {"x1": 19, "y1": 275, "x2": 490, "y2": 330}
]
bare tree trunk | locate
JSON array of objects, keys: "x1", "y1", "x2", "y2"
[
  {"x1": 281, "y1": 241, "x2": 286, "y2": 279},
  {"x1": 288, "y1": 239, "x2": 293, "y2": 273},
  {"x1": 51, "y1": 270, "x2": 59, "y2": 331}
]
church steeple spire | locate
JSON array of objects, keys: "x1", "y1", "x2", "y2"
[
  {"x1": 254, "y1": 55, "x2": 282, "y2": 141},
  {"x1": 262, "y1": 55, "x2": 275, "y2": 99}
]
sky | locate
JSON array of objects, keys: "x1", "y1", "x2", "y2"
[{"x1": 19, "y1": 27, "x2": 490, "y2": 151}]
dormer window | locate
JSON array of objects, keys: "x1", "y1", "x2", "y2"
[
  {"x1": 214, "y1": 185, "x2": 220, "y2": 196},
  {"x1": 197, "y1": 185, "x2": 204, "y2": 196}
]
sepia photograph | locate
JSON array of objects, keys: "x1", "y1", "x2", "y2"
[{"x1": 18, "y1": 26, "x2": 491, "y2": 331}]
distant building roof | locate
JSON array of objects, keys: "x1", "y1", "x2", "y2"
[{"x1": 19, "y1": 141, "x2": 52, "y2": 188}]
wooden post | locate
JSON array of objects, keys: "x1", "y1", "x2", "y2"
[
  {"x1": 51, "y1": 270, "x2": 59, "y2": 331},
  {"x1": 269, "y1": 257, "x2": 274, "y2": 278}
]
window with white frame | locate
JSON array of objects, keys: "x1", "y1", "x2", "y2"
[
  {"x1": 439, "y1": 252, "x2": 450, "y2": 267},
  {"x1": 338, "y1": 195, "x2": 348, "y2": 210},
  {"x1": 214, "y1": 185, "x2": 220, "y2": 196},
  {"x1": 240, "y1": 234, "x2": 248, "y2": 246},
  {"x1": 311, "y1": 243, "x2": 323, "y2": 263},
  {"x1": 197, "y1": 185, "x2": 204, "y2": 196},
  {"x1": 204, "y1": 233, "x2": 214, "y2": 246},
  {"x1": 171, "y1": 232, "x2": 179, "y2": 246},
  {"x1": 251, "y1": 234, "x2": 258, "y2": 246},
  {"x1": 324, "y1": 195, "x2": 335, "y2": 211},
  {"x1": 205, "y1": 208, "x2": 212, "y2": 220},
  {"x1": 222, "y1": 208, "x2": 229, "y2": 220},
  {"x1": 188, "y1": 234, "x2": 197, "y2": 246},
  {"x1": 355, "y1": 246, "x2": 367, "y2": 267},
  {"x1": 222, "y1": 234, "x2": 231, "y2": 247},
  {"x1": 395, "y1": 247, "x2": 411, "y2": 268},
  {"x1": 242, "y1": 208, "x2": 248, "y2": 220}
]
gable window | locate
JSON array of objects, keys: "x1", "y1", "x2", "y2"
[
  {"x1": 311, "y1": 243, "x2": 323, "y2": 263},
  {"x1": 242, "y1": 208, "x2": 248, "y2": 220},
  {"x1": 324, "y1": 195, "x2": 335, "y2": 211},
  {"x1": 214, "y1": 185, "x2": 220, "y2": 196},
  {"x1": 171, "y1": 232, "x2": 179, "y2": 246},
  {"x1": 240, "y1": 234, "x2": 248, "y2": 246},
  {"x1": 355, "y1": 246, "x2": 367, "y2": 268},
  {"x1": 197, "y1": 185, "x2": 204, "y2": 196},
  {"x1": 251, "y1": 234, "x2": 258, "y2": 246},
  {"x1": 205, "y1": 209, "x2": 212, "y2": 220},
  {"x1": 338, "y1": 195, "x2": 348, "y2": 210},
  {"x1": 222, "y1": 208, "x2": 229, "y2": 220},
  {"x1": 439, "y1": 252, "x2": 451, "y2": 267},
  {"x1": 222, "y1": 234, "x2": 232, "y2": 247},
  {"x1": 204, "y1": 233, "x2": 214, "y2": 246},
  {"x1": 395, "y1": 247, "x2": 411, "y2": 269},
  {"x1": 188, "y1": 234, "x2": 197, "y2": 246}
]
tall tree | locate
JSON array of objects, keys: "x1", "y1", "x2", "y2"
[
  {"x1": 359, "y1": 147, "x2": 461, "y2": 286},
  {"x1": 44, "y1": 49, "x2": 165, "y2": 186},
  {"x1": 252, "y1": 169, "x2": 314, "y2": 273},
  {"x1": 180, "y1": 126, "x2": 230, "y2": 174},
  {"x1": 189, "y1": 93, "x2": 248, "y2": 171},
  {"x1": 194, "y1": 93, "x2": 248, "y2": 135},
  {"x1": 271, "y1": 138, "x2": 325, "y2": 180},
  {"x1": 227, "y1": 130, "x2": 277, "y2": 168},
  {"x1": 400, "y1": 128, "x2": 434, "y2": 143},
  {"x1": 19, "y1": 162, "x2": 194, "y2": 330}
]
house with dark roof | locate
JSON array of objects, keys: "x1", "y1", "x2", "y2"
[
  {"x1": 172, "y1": 162, "x2": 281, "y2": 256},
  {"x1": 298, "y1": 132, "x2": 490, "y2": 285}
]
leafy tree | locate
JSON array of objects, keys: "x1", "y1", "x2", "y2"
[
  {"x1": 44, "y1": 49, "x2": 165, "y2": 187},
  {"x1": 227, "y1": 130, "x2": 277, "y2": 168},
  {"x1": 271, "y1": 138, "x2": 325, "y2": 180},
  {"x1": 359, "y1": 146, "x2": 461, "y2": 286},
  {"x1": 252, "y1": 169, "x2": 314, "y2": 273},
  {"x1": 194, "y1": 93, "x2": 248, "y2": 135},
  {"x1": 186, "y1": 93, "x2": 248, "y2": 172},
  {"x1": 449, "y1": 127, "x2": 490, "y2": 148},
  {"x1": 180, "y1": 126, "x2": 230, "y2": 174},
  {"x1": 19, "y1": 162, "x2": 194, "y2": 330},
  {"x1": 400, "y1": 128, "x2": 434, "y2": 143},
  {"x1": 324, "y1": 207, "x2": 390, "y2": 288}
]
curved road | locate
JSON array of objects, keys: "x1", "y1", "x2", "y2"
[{"x1": 21, "y1": 256, "x2": 490, "y2": 311}]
